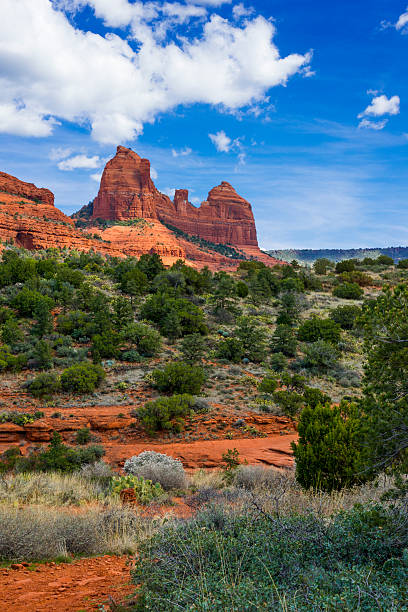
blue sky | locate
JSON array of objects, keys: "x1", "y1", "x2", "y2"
[{"x1": 0, "y1": 0, "x2": 407, "y2": 249}]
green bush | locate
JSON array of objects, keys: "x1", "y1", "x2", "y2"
[
  {"x1": 137, "y1": 394, "x2": 195, "y2": 434},
  {"x1": 397, "y1": 258, "x2": 408, "y2": 269},
  {"x1": 91, "y1": 331, "x2": 120, "y2": 361},
  {"x1": 258, "y1": 376, "x2": 278, "y2": 394},
  {"x1": 60, "y1": 362, "x2": 105, "y2": 394},
  {"x1": 270, "y1": 324, "x2": 298, "y2": 356},
  {"x1": 75, "y1": 427, "x2": 91, "y2": 445},
  {"x1": 298, "y1": 316, "x2": 341, "y2": 343},
  {"x1": 303, "y1": 386, "x2": 332, "y2": 408},
  {"x1": 292, "y1": 402, "x2": 362, "y2": 491},
  {"x1": 273, "y1": 389, "x2": 304, "y2": 417},
  {"x1": 215, "y1": 337, "x2": 244, "y2": 363},
  {"x1": 269, "y1": 352, "x2": 287, "y2": 372},
  {"x1": 0, "y1": 410, "x2": 44, "y2": 426},
  {"x1": 235, "y1": 316, "x2": 267, "y2": 363},
  {"x1": 333, "y1": 282, "x2": 364, "y2": 299},
  {"x1": 329, "y1": 304, "x2": 361, "y2": 329},
  {"x1": 11, "y1": 288, "x2": 54, "y2": 318},
  {"x1": 131, "y1": 502, "x2": 408, "y2": 611},
  {"x1": 121, "y1": 322, "x2": 162, "y2": 357},
  {"x1": 151, "y1": 362, "x2": 204, "y2": 395},
  {"x1": 180, "y1": 333, "x2": 206, "y2": 364},
  {"x1": 0, "y1": 345, "x2": 27, "y2": 372},
  {"x1": 302, "y1": 340, "x2": 339, "y2": 373},
  {"x1": 26, "y1": 372, "x2": 61, "y2": 398}
]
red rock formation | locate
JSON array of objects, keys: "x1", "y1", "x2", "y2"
[
  {"x1": 0, "y1": 171, "x2": 54, "y2": 206},
  {"x1": 91, "y1": 146, "x2": 259, "y2": 249}
]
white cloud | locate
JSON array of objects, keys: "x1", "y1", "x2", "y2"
[
  {"x1": 49, "y1": 147, "x2": 73, "y2": 161},
  {"x1": 0, "y1": 1, "x2": 310, "y2": 143},
  {"x1": 172, "y1": 147, "x2": 192, "y2": 157},
  {"x1": 0, "y1": 103, "x2": 58, "y2": 137},
  {"x1": 90, "y1": 172, "x2": 102, "y2": 182},
  {"x1": 163, "y1": 187, "x2": 176, "y2": 197},
  {"x1": 58, "y1": 154, "x2": 101, "y2": 171},
  {"x1": 150, "y1": 166, "x2": 158, "y2": 180},
  {"x1": 396, "y1": 7, "x2": 408, "y2": 31},
  {"x1": 358, "y1": 94, "x2": 400, "y2": 118},
  {"x1": 358, "y1": 118, "x2": 388, "y2": 131},
  {"x1": 232, "y1": 3, "x2": 254, "y2": 20},
  {"x1": 209, "y1": 130, "x2": 233, "y2": 152}
]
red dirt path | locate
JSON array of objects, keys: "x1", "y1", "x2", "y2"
[{"x1": 0, "y1": 555, "x2": 133, "y2": 612}]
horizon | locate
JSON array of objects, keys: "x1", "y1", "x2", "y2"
[{"x1": 0, "y1": 1, "x2": 407, "y2": 250}]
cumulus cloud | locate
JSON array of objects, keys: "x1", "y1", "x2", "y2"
[
  {"x1": 58, "y1": 154, "x2": 102, "y2": 171},
  {"x1": 358, "y1": 94, "x2": 400, "y2": 118},
  {"x1": 49, "y1": 147, "x2": 73, "y2": 161},
  {"x1": 232, "y1": 3, "x2": 254, "y2": 20},
  {"x1": 358, "y1": 118, "x2": 388, "y2": 131},
  {"x1": 172, "y1": 147, "x2": 193, "y2": 157},
  {"x1": 90, "y1": 172, "x2": 102, "y2": 182},
  {"x1": 150, "y1": 166, "x2": 158, "y2": 179},
  {"x1": 0, "y1": 0, "x2": 311, "y2": 143},
  {"x1": 209, "y1": 130, "x2": 233, "y2": 152},
  {"x1": 396, "y1": 7, "x2": 408, "y2": 32}
]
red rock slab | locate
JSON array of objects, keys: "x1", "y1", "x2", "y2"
[
  {"x1": 0, "y1": 555, "x2": 133, "y2": 612},
  {"x1": 104, "y1": 433, "x2": 297, "y2": 469},
  {"x1": 0, "y1": 422, "x2": 25, "y2": 443}
]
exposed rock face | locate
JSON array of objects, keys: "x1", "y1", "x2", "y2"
[
  {"x1": 0, "y1": 171, "x2": 54, "y2": 206},
  {"x1": 92, "y1": 146, "x2": 259, "y2": 248},
  {"x1": 92, "y1": 146, "x2": 170, "y2": 221}
]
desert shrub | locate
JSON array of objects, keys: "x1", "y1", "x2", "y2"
[
  {"x1": 60, "y1": 362, "x2": 105, "y2": 394},
  {"x1": 341, "y1": 270, "x2": 373, "y2": 287},
  {"x1": 180, "y1": 333, "x2": 206, "y2": 364},
  {"x1": 141, "y1": 294, "x2": 207, "y2": 337},
  {"x1": 151, "y1": 362, "x2": 204, "y2": 395},
  {"x1": 303, "y1": 386, "x2": 332, "y2": 408},
  {"x1": 75, "y1": 427, "x2": 91, "y2": 445},
  {"x1": 0, "y1": 410, "x2": 44, "y2": 426},
  {"x1": 335, "y1": 259, "x2": 356, "y2": 273},
  {"x1": 269, "y1": 352, "x2": 287, "y2": 372},
  {"x1": 234, "y1": 465, "x2": 294, "y2": 490},
  {"x1": 16, "y1": 432, "x2": 105, "y2": 473},
  {"x1": 313, "y1": 258, "x2": 331, "y2": 275},
  {"x1": 119, "y1": 349, "x2": 141, "y2": 362},
  {"x1": 215, "y1": 337, "x2": 244, "y2": 363},
  {"x1": 302, "y1": 340, "x2": 339, "y2": 373},
  {"x1": 1, "y1": 317, "x2": 23, "y2": 346},
  {"x1": 258, "y1": 376, "x2": 278, "y2": 394},
  {"x1": 124, "y1": 451, "x2": 186, "y2": 490},
  {"x1": 273, "y1": 390, "x2": 304, "y2": 417},
  {"x1": 26, "y1": 372, "x2": 61, "y2": 398},
  {"x1": 131, "y1": 502, "x2": 408, "y2": 611},
  {"x1": 235, "y1": 316, "x2": 267, "y2": 362},
  {"x1": 121, "y1": 322, "x2": 162, "y2": 357},
  {"x1": 270, "y1": 324, "x2": 298, "y2": 356},
  {"x1": 11, "y1": 288, "x2": 54, "y2": 317},
  {"x1": 236, "y1": 280, "x2": 249, "y2": 297},
  {"x1": 91, "y1": 331, "x2": 120, "y2": 361},
  {"x1": 333, "y1": 282, "x2": 363, "y2": 299},
  {"x1": 78, "y1": 460, "x2": 113, "y2": 483},
  {"x1": 397, "y1": 258, "x2": 408, "y2": 269},
  {"x1": 329, "y1": 304, "x2": 361, "y2": 330},
  {"x1": 110, "y1": 474, "x2": 164, "y2": 504},
  {"x1": 137, "y1": 394, "x2": 195, "y2": 434},
  {"x1": 32, "y1": 339, "x2": 53, "y2": 370},
  {"x1": 298, "y1": 316, "x2": 341, "y2": 344},
  {"x1": 292, "y1": 402, "x2": 362, "y2": 491}
]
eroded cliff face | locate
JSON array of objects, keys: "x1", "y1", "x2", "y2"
[
  {"x1": 91, "y1": 146, "x2": 259, "y2": 249},
  {"x1": 0, "y1": 172, "x2": 54, "y2": 207}
]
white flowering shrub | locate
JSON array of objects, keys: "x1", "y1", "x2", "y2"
[{"x1": 123, "y1": 451, "x2": 186, "y2": 490}]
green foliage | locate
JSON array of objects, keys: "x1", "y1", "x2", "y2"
[
  {"x1": 235, "y1": 280, "x2": 248, "y2": 298},
  {"x1": 333, "y1": 282, "x2": 364, "y2": 299},
  {"x1": 235, "y1": 316, "x2": 267, "y2": 363},
  {"x1": 273, "y1": 389, "x2": 304, "y2": 417},
  {"x1": 358, "y1": 284, "x2": 408, "y2": 479},
  {"x1": 91, "y1": 330, "x2": 120, "y2": 362},
  {"x1": 270, "y1": 324, "x2": 298, "y2": 356},
  {"x1": 121, "y1": 322, "x2": 162, "y2": 357},
  {"x1": 376, "y1": 254, "x2": 394, "y2": 265},
  {"x1": 258, "y1": 376, "x2": 278, "y2": 394},
  {"x1": 340, "y1": 270, "x2": 373, "y2": 287},
  {"x1": 329, "y1": 304, "x2": 361, "y2": 330},
  {"x1": 0, "y1": 345, "x2": 27, "y2": 372},
  {"x1": 11, "y1": 288, "x2": 54, "y2": 318},
  {"x1": 302, "y1": 339, "x2": 340, "y2": 373},
  {"x1": 397, "y1": 258, "x2": 408, "y2": 269},
  {"x1": 215, "y1": 337, "x2": 244, "y2": 363},
  {"x1": 1, "y1": 318, "x2": 23, "y2": 346},
  {"x1": 151, "y1": 362, "x2": 204, "y2": 395},
  {"x1": 60, "y1": 362, "x2": 105, "y2": 394},
  {"x1": 313, "y1": 257, "x2": 331, "y2": 274},
  {"x1": 75, "y1": 427, "x2": 91, "y2": 445},
  {"x1": 292, "y1": 402, "x2": 362, "y2": 491},
  {"x1": 16, "y1": 431, "x2": 105, "y2": 473},
  {"x1": 298, "y1": 316, "x2": 341, "y2": 343},
  {"x1": 33, "y1": 339, "x2": 53, "y2": 370},
  {"x1": 27, "y1": 372, "x2": 61, "y2": 398},
  {"x1": 0, "y1": 410, "x2": 44, "y2": 426},
  {"x1": 110, "y1": 474, "x2": 163, "y2": 504},
  {"x1": 221, "y1": 448, "x2": 241, "y2": 484},
  {"x1": 137, "y1": 394, "x2": 195, "y2": 434},
  {"x1": 180, "y1": 333, "x2": 206, "y2": 364},
  {"x1": 303, "y1": 386, "x2": 332, "y2": 408},
  {"x1": 141, "y1": 294, "x2": 207, "y2": 338},
  {"x1": 269, "y1": 352, "x2": 287, "y2": 372},
  {"x1": 335, "y1": 259, "x2": 357, "y2": 273}
]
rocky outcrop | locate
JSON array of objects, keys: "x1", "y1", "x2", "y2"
[
  {"x1": 91, "y1": 146, "x2": 259, "y2": 249},
  {"x1": 0, "y1": 171, "x2": 54, "y2": 206}
]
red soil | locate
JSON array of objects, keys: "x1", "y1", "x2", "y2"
[{"x1": 0, "y1": 555, "x2": 134, "y2": 612}]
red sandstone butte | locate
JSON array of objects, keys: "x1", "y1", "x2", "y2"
[
  {"x1": 0, "y1": 171, "x2": 54, "y2": 206},
  {"x1": 92, "y1": 146, "x2": 259, "y2": 250}
]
